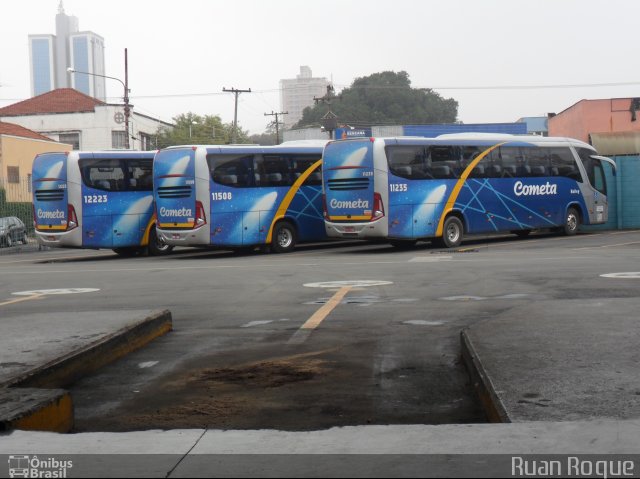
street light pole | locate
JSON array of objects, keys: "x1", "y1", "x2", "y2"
[{"x1": 68, "y1": 48, "x2": 131, "y2": 149}]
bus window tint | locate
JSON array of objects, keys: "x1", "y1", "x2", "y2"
[
  {"x1": 524, "y1": 147, "x2": 549, "y2": 177},
  {"x1": 548, "y1": 148, "x2": 580, "y2": 179},
  {"x1": 256, "y1": 155, "x2": 292, "y2": 187},
  {"x1": 127, "y1": 161, "x2": 153, "y2": 191},
  {"x1": 427, "y1": 146, "x2": 459, "y2": 179},
  {"x1": 80, "y1": 159, "x2": 126, "y2": 191},
  {"x1": 386, "y1": 146, "x2": 432, "y2": 179},
  {"x1": 210, "y1": 155, "x2": 253, "y2": 187},
  {"x1": 290, "y1": 156, "x2": 322, "y2": 185},
  {"x1": 579, "y1": 151, "x2": 607, "y2": 195}
]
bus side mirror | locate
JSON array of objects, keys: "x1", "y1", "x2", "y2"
[{"x1": 592, "y1": 155, "x2": 617, "y2": 177}]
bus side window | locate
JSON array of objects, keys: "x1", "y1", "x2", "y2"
[
  {"x1": 211, "y1": 155, "x2": 253, "y2": 187},
  {"x1": 256, "y1": 155, "x2": 292, "y2": 187},
  {"x1": 290, "y1": 156, "x2": 322, "y2": 185},
  {"x1": 549, "y1": 147, "x2": 578, "y2": 179},
  {"x1": 428, "y1": 146, "x2": 459, "y2": 179}
]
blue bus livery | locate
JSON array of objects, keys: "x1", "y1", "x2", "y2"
[
  {"x1": 32, "y1": 151, "x2": 172, "y2": 256},
  {"x1": 323, "y1": 135, "x2": 615, "y2": 248},
  {"x1": 154, "y1": 141, "x2": 328, "y2": 253}
]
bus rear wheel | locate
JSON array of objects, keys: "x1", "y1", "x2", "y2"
[
  {"x1": 271, "y1": 221, "x2": 297, "y2": 253},
  {"x1": 563, "y1": 207, "x2": 580, "y2": 236},
  {"x1": 436, "y1": 216, "x2": 464, "y2": 248},
  {"x1": 148, "y1": 226, "x2": 174, "y2": 256}
]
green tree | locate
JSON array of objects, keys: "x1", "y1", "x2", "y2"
[
  {"x1": 155, "y1": 113, "x2": 250, "y2": 148},
  {"x1": 294, "y1": 71, "x2": 458, "y2": 128}
]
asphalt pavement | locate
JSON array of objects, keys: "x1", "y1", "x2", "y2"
[{"x1": 0, "y1": 232, "x2": 639, "y2": 476}]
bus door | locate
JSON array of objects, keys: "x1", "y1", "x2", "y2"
[
  {"x1": 323, "y1": 140, "x2": 376, "y2": 224},
  {"x1": 112, "y1": 158, "x2": 155, "y2": 248},
  {"x1": 209, "y1": 154, "x2": 256, "y2": 246},
  {"x1": 584, "y1": 155, "x2": 611, "y2": 224},
  {"x1": 32, "y1": 152, "x2": 72, "y2": 235},
  {"x1": 79, "y1": 156, "x2": 122, "y2": 248}
]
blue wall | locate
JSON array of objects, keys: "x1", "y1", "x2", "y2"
[{"x1": 583, "y1": 155, "x2": 640, "y2": 230}]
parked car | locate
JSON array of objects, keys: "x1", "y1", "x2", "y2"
[{"x1": 0, "y1": 216, "x2": 28, "y2": 247}]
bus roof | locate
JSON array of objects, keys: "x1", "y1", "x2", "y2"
[
  {"x1": 163, "y1": 140, "x2": 329, "y2": 154},
  {"x1": 327, "y1": 134, "x2": 594, "y2": 150}
]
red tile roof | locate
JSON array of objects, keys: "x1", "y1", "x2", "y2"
[
  {"x1": 0, "y1": 121, "x2": 57, "y2": 141},
  {"x1": 0, "y1": 88, "x2": 105, "y2": 116}
]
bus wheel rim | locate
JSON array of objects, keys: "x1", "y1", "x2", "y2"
[{"x1": 278, "y1": 229, "x2": 292, "y2": 248}]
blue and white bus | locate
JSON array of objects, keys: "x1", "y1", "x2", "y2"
[
  {"x1": 32, "y1": 151, "x2": 173, "y2": 256},
  {"x1": 322, "y1": 134, "x2": 616, "y2": 248},
  {"x1": 153, "y1": 141, "x2": 327, "y2": 253}
]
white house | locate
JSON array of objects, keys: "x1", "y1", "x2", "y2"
[{"x1": 0, "y1": 88, "x2": 173, "y2": 151}]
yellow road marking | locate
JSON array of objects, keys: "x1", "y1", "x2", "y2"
[
  {"x1": 0, "y1": 294, "x2": 45, "y2": 307},
  {"x1": 300, "y1": 286, "x2": 352, "y2": 330}
]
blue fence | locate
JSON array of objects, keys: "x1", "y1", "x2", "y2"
[{"x1": 583, "y1": 155, "x2": 640, "y2": 231}]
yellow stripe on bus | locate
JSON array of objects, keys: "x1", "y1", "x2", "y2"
[
  {"x1": 328, "y1": 215, "x2": 372, "y2": 221},
  {"x1": 36, "y1": 225, "x2": 68, "y2": 231},
  {"x1": 266, "y1": 159, "x2": 322, "y2": 244},
  {"x1": 158, "y1": 222, "x2": 194, "y2": 228},
  {"x1": 140, "y1": 213, "x2": 157, "y2": 246},
  {"x1": 435, "y1": 142, "x2": 506, "y2": 238}
]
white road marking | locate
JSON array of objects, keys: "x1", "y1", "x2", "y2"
[{"x1": 138, "y1": 361, "x2": 159, "y2": 369}]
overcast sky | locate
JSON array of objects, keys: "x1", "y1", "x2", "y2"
[{"x1": 1, "y1": 0, "x2": 639, "y2": 135}]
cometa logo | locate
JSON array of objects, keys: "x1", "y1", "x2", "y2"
[
  {"x1": 514, "y1": 181, "x2": 558, "y2": 197},
  {"x1": 37, "y1": 209, "x2": 65, "y2": 219},
  {"x1": 159, "y1": 206, "x2": 193, "y2": 217},
  {"x1": 329, "y1": 198, "x2": 370, "y2": 209}
]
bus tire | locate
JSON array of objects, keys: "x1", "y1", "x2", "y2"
[
  {"x1": 563, "y1": 207, "x2": 580, "y2": 236},
  {"x1": 271, "y1": 221, "x2": 297, "y2": 253},
  {"x1": 148, "y1": 226, "x2": 174, "y2": 256},
  {"x1": 439, "y1": 216, "x2": 464, "y2": 248}
]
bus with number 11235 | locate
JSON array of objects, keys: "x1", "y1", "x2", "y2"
[{"x1": 322, "y1": 134, "x2": 616, "y2": 248}]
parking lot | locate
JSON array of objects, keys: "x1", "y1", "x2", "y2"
[{"x1": 1, "y1": 229, "x2": 639, "y2": 432}]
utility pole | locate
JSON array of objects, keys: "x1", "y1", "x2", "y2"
[
  {"x1": 313, "y1": 84, "x2": 341, "y2": 139},
  {"x1": 124, "y1": 48, "x2": 130, "y2": 149},
  {"x1": 264, "y1": 111, "x2": 288, "y2": 144},
  {"x1": 222, "y1": 87, "x2": 251, "y2": 143}
]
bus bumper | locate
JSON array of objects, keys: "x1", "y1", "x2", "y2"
[
  {"x1": 325, "y1": 219, "x2": 387, "y2": 239},
  {"x1": 35, "y1": 229, "x2": 82, "y2": 247},
  {"x1": 158, "y1": 227, "x2": 209, "y2": 246}
]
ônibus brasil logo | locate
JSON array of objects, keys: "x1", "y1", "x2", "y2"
[{"x1": 8, "y1": 455, "x2": 73, "y2": 478}]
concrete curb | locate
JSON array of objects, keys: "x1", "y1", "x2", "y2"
[
  {"x1": 0, "y1": 310, "x2": 172, "y2": 433},
  {"x1": 4, "y1": 309, "x2": 172, "y2": 389},
  {"x1": 460, "y1": 329, "x2": 510, "y2": 423}
]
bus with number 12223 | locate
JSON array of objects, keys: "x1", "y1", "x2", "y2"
[
  {"x1": 322, "y1": 134, "x2": 616, "y2": 248},
  {"x1": 153, "y1": 141, "x2": 328, "y2": 253},
  {"x1": 32, "y1": 150, "x2": 173, "y2": 256}
]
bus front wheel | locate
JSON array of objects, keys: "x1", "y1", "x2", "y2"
[
  {"x1": 563, "y1": 207, "x2": 580, "y2": 236},
  {"x1": 271, "y1": 221, "x2": 297, "y2": 253},
  {"x1": 437, "y1": 216, "x2": 464, "y2": 248}
]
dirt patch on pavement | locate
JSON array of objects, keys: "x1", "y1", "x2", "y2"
[{"x1": 75, "y1": 347, "x2": 486, "y2": 432}]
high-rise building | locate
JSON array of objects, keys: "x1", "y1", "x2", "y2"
[
  {"x1": 29, "y1": 1, "x2": 105, "y2": 100},
  {"x1": 280, "y1": 66, "x2": 329, "y2": 130}
]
